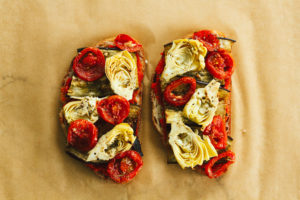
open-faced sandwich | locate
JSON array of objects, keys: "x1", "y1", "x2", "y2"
[
  {"x1": 151, "y1": 30, "x2": 236, "y2": 178},
  {"x1": 59, "y1": 34, "x2": 145, "y2": 183}
]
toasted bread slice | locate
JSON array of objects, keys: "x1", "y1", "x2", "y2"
[
  {"x1": 59, "y1": 34, "x2": 146, "y2": 183},
  {"x1": 151, "y1": 30, "x2": 235, "y2": 177}
]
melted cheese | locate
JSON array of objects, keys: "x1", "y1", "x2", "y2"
[
  {"x1": 183, "y1": 80, "x2": 220, "y2": 130},
  {"x1": 168, "y1": 119, "x2": 217, "y2": 169},
  {"x1": 63, "y1": 97, "x2": 100, "y2": 123},
  {"x1": 86, "y1": 123, "x2": 136, "y2": 161},
  {"x1": 105, "y1": 50, "x2": 138, "y2": 100},
  {"x1": 161, "y1": 39, "x2": 207, "y2": 84}
]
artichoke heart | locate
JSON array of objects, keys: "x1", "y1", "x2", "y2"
[
  {"x1": 183, "y1": 80, "x2": 220, "y2": 129},
  {"x1": 161, "y1": 39, "x2": 207, "y2": 84},
  {"x1": 63, "y1": 97, "x2": 99, "y2": 124},
  {"x1": 105, "y1": 50, "x2": 138, "y2": 100},
  {"x1": 168, "y1": 119, "x2": 217, "y2": 169},
  {"x1": 86, "y1": 123, "x2": 136, "y2": 161}
]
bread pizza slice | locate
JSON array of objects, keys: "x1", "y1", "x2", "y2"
[
  {"x1": 151, "y1": 30, "x2": 236, "y2": 178},
  {"x1": 59, "y1": 34, "x2": 145, "y2": 183}
]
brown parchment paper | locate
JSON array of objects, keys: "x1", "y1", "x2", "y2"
[{"x1": 0, "y1": 0, "x2": 299, "y2": 199}]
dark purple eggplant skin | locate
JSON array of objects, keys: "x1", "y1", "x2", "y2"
[
  {"x1": 163, "y1": 42, "x2": 173, "y2": 47},
  {"x1": 217, "y1": 37, "x2": 236, "y2": 43},
  {"x1": 77, "y1": 46, "x2": 120, "y2": 53},
  {"x1": 164, "y1": 37, "x2": 236, "y2": 48},
  {"x1": 173, "y1": 76, "x2": 230, "y2": 92},
  {"x1": 196, "y1": 80, "x2": 230, "y2": 92},
  {"x1": 228, "y1": 136, "x2": 234, "y2": 141},
  {"x1": 132, "y1": 137, "x2": 143, "y2": 157}
]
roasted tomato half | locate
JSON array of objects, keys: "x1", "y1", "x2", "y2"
[
  {"x1": 72, "y1": 47, "x2": 105, "y2": 81},
  {"x1": 114, "y1": 34, "x2": 142, "y2": 52},
  {"x1": 193, "y1": 30, "x2": 220, "y2": 51},
  {"x1": 107, "y1": 150, "x2": 143, "y2": 183},
  {"x1": 60, "y1": 77, "x2": 72, "y2": 104},
  {"x1": 86, "y1": 163, "x2": 109, "y2": 177},
  {"x1": 67, "y1": 119, "x2": 98, "y2": 153},
  {"x1": 163, "y1": 77, "x2": 196, "y2": 106},
  {"x1": 205, "y1": 50, "x2": 234, "y2": 80},
  {"x1": 203, "y1": 115, "x2": 227, "y2": 149},
  {"x1": 96, "y1": 95, "x2": 130, "y2": 125},
  {"x1": 204, "y1": 151, "x2": 235, "y2": 178}
]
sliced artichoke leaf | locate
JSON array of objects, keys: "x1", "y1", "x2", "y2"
[
  {"x1": 105, "y1": 50, "x2": 138, "y2": 100},
  {"x1": 203, "y1": 135, "x2": 218, "y2": 158},
  {"x1": 63, "y1": 96, "x2": 104, "y2": 124},
  {"x1": 183, "y1": 80, "x2": 220, "y2": 130},
  {"x1": 161, "y1": 39, "x2": 207, "y2": 85},
  {"x1": 165, "y1": 109, "x2": 202, "y2": 127},
  {"x1": 168, "y1": 119, "x2": 217, "y2": 169},
  {"x1": 67, "y1": 76, "x2": 113, "y2": 97},
  {"x1": 86, "y1": 123, "x2": 136, "y2": 161},
  {"x1": 165, "y1": 109, "x2": 183, "y2": 124}
]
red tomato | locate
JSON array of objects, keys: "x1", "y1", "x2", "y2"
[
  {"x1": 203, "y1": 115, "x2": 227, "y2": 149},
  {"x1": 114, "y1": 34, "x2": 142, "y2": 52},
  {"x1": 86, "y1": 163, "x2": 109, "y2": 177},
  {"x1": 155, "y1": 54, "x2": 165, "y2": 75},
  {"x1": 129, "y1": 89, "x2": 140, "y2": 105},
  {"x1": 60, "y1": 77, "x2": 72, "y2": 104},
  {"x1": 67, "y1": 119, "x2": 98, "y2": 153},
  {"x1": 193, "y1": 30, "x2": 220, "y2": 51},
  {"x1": 163, "y1": 77, "x2": 196, "y2": 106},
  {"x1": 224, "y1": 78, "x2": 231, "y2": 90},
  {"x1": 96, "y1": 95, "x2": 130, "y2": 125},
  {"x1": 205, "y1": 50, "x2": 234, "y2": 80},
  {"x1": 73, "y1": 47, "x2": 105, "y2": 81},
  {"x1": 204, "y1": 151, "x2": 235, "y2": 178},
  {"x1": 107, "y1": 150, "x2": 143, "y2": 183}
]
